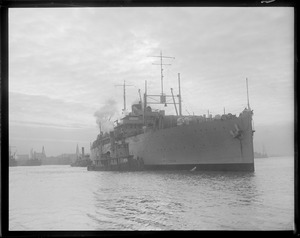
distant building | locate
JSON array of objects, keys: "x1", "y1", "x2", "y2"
[
  {"x1": 58, "y1": 153, "x2": 77, "y2": 163},
  {"x1": 39, "y1": 145, "x2": 88, "y2": 165},
  {"x1": 16, "y1": 154, "x2": 29, "y2": 161},
  {"x1": 32, "y1": 146, "x2": 46, "y2": 160},
  {"x1": 76, "y1": 144, "x2": 80, "y2": 159},
  {"x1": 41, "y1": 153, "x2": 77, "y2": 165}
]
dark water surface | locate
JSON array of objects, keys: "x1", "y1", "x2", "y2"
[{"x1": 9, "y1": 156, "x2": 294, "y2": 230}]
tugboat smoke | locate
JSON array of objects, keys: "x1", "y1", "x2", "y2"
[{"x1": 94, "y1": 99, "x2": 119, "y2": 133}]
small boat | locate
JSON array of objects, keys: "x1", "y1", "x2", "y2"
[{"x1": 88, "y1": 138, "x2": 143, "y2": 171}]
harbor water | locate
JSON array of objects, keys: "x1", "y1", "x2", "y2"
[{"x1": 9, "y1": 156, "x2": 294, "y2": 230}]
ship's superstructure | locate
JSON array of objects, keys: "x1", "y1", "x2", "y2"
[{"x1": 89, "y1": 53, "x2": 255, "y2": 171}]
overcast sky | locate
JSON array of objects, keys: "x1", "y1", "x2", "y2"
[{"x1": 8, "y1": 7, "x2": 294, "y2": 156}]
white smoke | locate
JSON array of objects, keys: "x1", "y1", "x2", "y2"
[{"x1": 94, "y1": 99, "x2": 119, "y2": 133}]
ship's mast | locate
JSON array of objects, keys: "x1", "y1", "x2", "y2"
[
  {"x1": 143, "y1": 80, "x2": 147, "y2": 125},
  {"x1": 170, "y1": 88, "x2": 178, "y2": 116},
  {"x1": 246, "y1": 78, "x2": 251, "y2": 110},
  {"x1": 149, "y1": 50, "x2": 175, "y2": 96},
  {"x1": 145, "y1": 51, "x2": 182, "y2": 116},
  {"x1": 178, "y1": 73, "x2": 182, "y2": 116},
  {"x1": 115, "y1": 80, "x2": 133, "y2": 112},
  {"x1": 99, "y1": 122, "x2": 103, "y2": 157}
]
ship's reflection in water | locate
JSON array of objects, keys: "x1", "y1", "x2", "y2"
[{"x1": 9, "y1": 156, "x2": 293, "y2": 230}]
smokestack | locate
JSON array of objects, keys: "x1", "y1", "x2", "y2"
[{"x1": 82, "y1": 147, "x2": 84, "y2": 158}]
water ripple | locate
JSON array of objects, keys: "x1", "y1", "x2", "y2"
[{"x1": 9, "y1": 157, "x2": 294, "y2": 230}]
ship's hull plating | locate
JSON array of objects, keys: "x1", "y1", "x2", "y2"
[{"x1": 125, "y1": 113, "x2": 254, "y2": 171}]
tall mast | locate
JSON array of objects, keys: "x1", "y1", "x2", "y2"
[
  {"x1": 160, "y1": 51, "x2": 163, "y2": 95},
  {"x1": 115, "y1": 80, "x2": 133, "y2": 112},
  {"x1": 149, "y1": 50, "x2": 175, "y2": 96},
  {"x1": 170, "y1": 88, "x2": 178, "y2": 116},
  {"x1": 246, "y1": 78, "x2": 251, "y2": 110},
  {"x1": 123, "y1": 81, "x2": 126, "y2": 110},
  {"x1": 143, "y1": 80, "x2": 147, "y2": 125},
  {"x1": 144, "y1": 80, "x2": 147, "y2": 109},
  {"x1": 146, "y1": 52, "x2": 182, "y2": 116},
  {"x1": 178, "y1": 73, "x2": 182, "y2": 116}
]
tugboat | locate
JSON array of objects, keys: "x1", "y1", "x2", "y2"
[
  {"x1": 71, "y1": 146, "x2": 92, "y2": 167},
  {"x1": 87, "y1": 131, "x2": 143, "y2": 171}
]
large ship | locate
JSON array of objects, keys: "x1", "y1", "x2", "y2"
[{"x1": 88, "y1": 54, "x2": 255, "y2": 171}]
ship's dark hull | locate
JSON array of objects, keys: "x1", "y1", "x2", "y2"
[
  {"x1": 143, "y1": 163, "x2": 254, "y2": 171},
  {"x1": 125, "y1": 112, "x2": 254, "y2": 171},
  {"x1": 90, "y1": 111, "x2": 255, "y2": 171}
]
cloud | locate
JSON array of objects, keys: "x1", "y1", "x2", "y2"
[
  {"x1": 8, "y1": 7, "x2": 294, "y2": 156},
  {"x1": 9, "y1": 92, "x2": 96, "y2": 129}
]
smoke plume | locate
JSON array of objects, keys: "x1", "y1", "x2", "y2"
[{"x1": 94, "y1": 99, "x2": 119, "y2": 133}]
